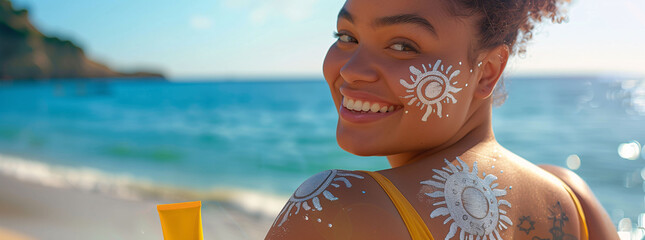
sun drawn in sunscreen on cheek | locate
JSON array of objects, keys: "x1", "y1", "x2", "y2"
[
  {"x1": 421, "y1": 157, "x2": 513, "y2": 240},
  {"x1": 400, "y1": 60, "x2": 463, "y2": 121},
  {"x1": 272, "y1": 169, "x2": 364, "y2": 227}
]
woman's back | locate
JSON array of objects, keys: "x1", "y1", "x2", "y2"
[
  {"x1": 377, "y1": 145, "x2": 586, "y2": 240},
  {"x1": 266, "y1": 142, "x2": 590, "y2": 240}
]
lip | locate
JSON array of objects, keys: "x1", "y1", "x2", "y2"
[{"x1": 338, "y1": 88, "x2": 402, "y2": 124}]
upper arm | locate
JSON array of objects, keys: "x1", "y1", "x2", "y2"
[
  {"x1": 265, "y1": 170, "x2": 410, "y2": 240},
  {"x1": 539, "y1": 164, "x2": 619, "y2": 240}
]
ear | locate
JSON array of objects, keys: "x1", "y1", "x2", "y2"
[{"x1": 474, "y1": 45, "x2": 509, "y2": 99}]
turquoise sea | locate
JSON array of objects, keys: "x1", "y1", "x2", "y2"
[{"x1": 0, "y1": 76, "x2": 644, "y2": 227}]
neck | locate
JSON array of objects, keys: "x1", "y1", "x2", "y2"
[{"x1": 386, "y1": 100, "x2": 496, "y2": 168}]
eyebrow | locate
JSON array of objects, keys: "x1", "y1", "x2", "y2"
[
  {"x1": 337, "y1": 8, "x2": 438, "y2": 39},
  {"x1": 338, "y1": 8, "x2": 353, "y2": 23},
  {"x1": 374, "y1": 14, "x2": 438, "y2": 38}
]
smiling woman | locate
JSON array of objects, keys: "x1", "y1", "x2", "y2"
[{"x1": 265, "y1": 0, "x2": 619, "y2": 239}]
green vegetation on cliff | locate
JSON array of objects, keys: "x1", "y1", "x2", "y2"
[{"x1": 0, "y1": 0, "x2": 164, "y2": 80}]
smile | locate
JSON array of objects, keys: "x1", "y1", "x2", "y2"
[
  {"x1": 338, "y1": 94, "x2": 403, "y2": 124},
  {"x1": 342, "y1": 97, "x2": 398, "y2": 113}
]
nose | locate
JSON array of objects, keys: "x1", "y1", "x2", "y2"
[{"x1": 339, "y1": 47, "x2": 379, "y2": 84}]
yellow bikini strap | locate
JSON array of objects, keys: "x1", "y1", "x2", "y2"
[
  {"x1": 359, "y1": 171, "x2": 435, "y2": 240},
  {"x1": 561, "y1": 182, "x2": 589, "y2": 240}
]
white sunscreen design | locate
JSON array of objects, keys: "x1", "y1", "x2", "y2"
[
  {"x1": 420, "y1": 157, "x2": 512, "y2": 240},
  {"x1": 272, "y1": 169, "x2": 364, "y2": 227},
  {"x1": 400, "y1": 60, "x2": 463, "y2": 121}
]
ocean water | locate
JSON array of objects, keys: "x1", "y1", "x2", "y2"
[{"x1": 0, "y1": 77, "x2": 644, "y2": 226}]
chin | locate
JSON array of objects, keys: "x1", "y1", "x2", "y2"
[
  {"x1": 338, "y1": 140, "x2": 379, "y2": 157},
  {"x1": 336, "y1": 127, "x2": 390, "y2": 157}
]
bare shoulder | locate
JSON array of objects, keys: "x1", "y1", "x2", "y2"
[
  {"x1": 539, "y1": 165, "x2": 590, "y2": 194},
  {"x1": 265, "y1": 169, "x2": 410, "y2": 240},
  {"x1": 539, "y1": 165, "x2": 619, "y2": 240}
]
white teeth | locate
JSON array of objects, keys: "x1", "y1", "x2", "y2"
[
  {"x1": 353, "y1": 100, "x2": 363, "y2": 111},
  {"x1": 370, "y1": 103, "x2": 380, "y2": 113},
  {"x1": 361, "y1": 101, "x2": 371, "y2": 111},
  {"x1": 343, "y1": 97, "x2": 397, "y2": 113}
]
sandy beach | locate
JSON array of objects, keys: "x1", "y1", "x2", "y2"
[{"x1": 0, "y1": 174, "x2": 275, "y2": 240}]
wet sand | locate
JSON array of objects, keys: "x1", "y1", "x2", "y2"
[{"x1": 0, "y1": 174, "x2": 274, "y2": 240}]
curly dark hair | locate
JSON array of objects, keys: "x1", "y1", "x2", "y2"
[{"x1": 445, "y1": 0, "x2": 571, "y2": 105}]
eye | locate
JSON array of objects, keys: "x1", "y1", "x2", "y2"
[
  {"x1": 334, "y1": 32, "x2": 358, "y2": 44},
  {"x1": 389, "y1": 42, "x2": 419, "y2": 53}
]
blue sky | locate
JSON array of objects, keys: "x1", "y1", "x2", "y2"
[{"x1": 10, "y1": 0, "x2": 645, "y2": 79}]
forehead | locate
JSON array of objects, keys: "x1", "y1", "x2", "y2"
[
  {"x1": 341, "y1": 0, "x2": 453, "y2": 25},
  {"x1": 339, "y1": 0, "x2": 479, "y2": 54}
]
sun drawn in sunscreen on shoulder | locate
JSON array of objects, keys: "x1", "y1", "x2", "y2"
[
  {"x1": 272, "y1": 169, "x2": 364, "y2": 227},
  {"x1": 421, "y1": 157, "x2": 512, "y2": 240},
  {"x1": 400, "y1": 60, "x2": 463, "y2": 121}
]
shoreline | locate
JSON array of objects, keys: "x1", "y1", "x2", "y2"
[{"x1": 0, "y1": 173, "x2": 276, "y2": 239}]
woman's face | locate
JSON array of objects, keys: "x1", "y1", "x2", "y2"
[{"x1": 323, "y1": 0, "x2": 482, "y2": 156}]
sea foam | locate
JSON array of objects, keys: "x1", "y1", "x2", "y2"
[{"x1": 0, "y1": 154, "x2": 288, "y2": 218}]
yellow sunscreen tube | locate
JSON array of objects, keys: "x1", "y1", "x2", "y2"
[{"x1": 157, "y1": 201, "x2": 204, "y2": 240}]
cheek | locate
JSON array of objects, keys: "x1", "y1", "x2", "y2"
[
  {"x1": 323, "y1": 45, "x2": 347, "y2": 86},
  {"x1": 398, "y1": 115, "x2": 459, "y2": 146},
  {"x1": 323, "y1": 45, "x2": 345, "y2": 107},
  {"x1": 389, "y1": 59, "x2": 472, "y2": 122}
]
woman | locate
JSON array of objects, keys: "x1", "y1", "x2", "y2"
[{"x1": 266, "y1": 0, "x2": 618, "y2": 239}]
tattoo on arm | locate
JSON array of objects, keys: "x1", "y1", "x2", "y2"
[
  {"x1": 518, "y1": 216, "x2": 535, "y2": 234},
  {"x1": 531, "y1": 201, "x2": 578, "y2": 240}
]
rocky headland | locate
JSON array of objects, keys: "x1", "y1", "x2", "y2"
[{"x1": 0, "y1": 0, "x2": 164, "y2": 80}]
